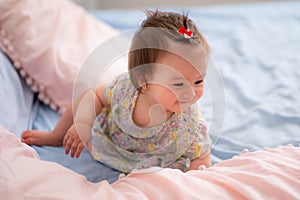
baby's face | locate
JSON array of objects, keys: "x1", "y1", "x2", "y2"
[{"x1": 147, "y1": 45, "x2": 208, "y2": 113}]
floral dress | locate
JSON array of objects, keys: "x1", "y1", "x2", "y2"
[{"x1": 91, "y1": 73, "x2": 211, "y2": 173}]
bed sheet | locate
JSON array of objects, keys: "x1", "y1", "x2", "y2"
[
  {"x1": 0, "y1": 1, "x2": 300, "y2": 184},
  {"x1": 1, "y1": 127, "x2": 300, "y2": 200},
  {"x1": 0, "y1": 50, "x2": 33, "y2": 136}
]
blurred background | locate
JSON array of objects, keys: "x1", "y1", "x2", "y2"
[{"x1": 72, "y1": 0, "x2": 282, "y2": 9}]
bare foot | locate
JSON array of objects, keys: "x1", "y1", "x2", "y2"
[{"x1": 21, "y1": 130, "x2": 63, "y2": 146}]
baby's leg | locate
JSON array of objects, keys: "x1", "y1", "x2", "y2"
[
  {"x1": 21, "y1": 91, "x2": 89, "y2": 147},
  {"x1": 21, "y1": 130, "x2": 63, "y2": 146},
  {"x1": 21, "y1": 103, "x2": 75, "y2": 147}
]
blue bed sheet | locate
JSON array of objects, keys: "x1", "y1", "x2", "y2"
[
  {"x1": 0, "y1": 1, "x2": 299, "y2": 183},
  {"x1": 0, "y1": 51, "x2": 33, "y2": 136}
]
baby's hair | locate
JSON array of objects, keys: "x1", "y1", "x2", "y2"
[{"x1": 128, "y1": 10, "x2": 210, "y2": 92}]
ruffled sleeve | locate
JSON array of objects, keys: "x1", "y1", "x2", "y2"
[{"x1": 103, "y1": 72, "x2": 129, "y2": 105}]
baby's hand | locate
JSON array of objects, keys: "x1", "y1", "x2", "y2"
[{"x1": 63, "y1": 123, "x2": 91, "y2": 158}]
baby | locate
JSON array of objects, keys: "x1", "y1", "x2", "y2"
[{"x1": 22, "y1": 10, "x2": 211, "y2": 173}]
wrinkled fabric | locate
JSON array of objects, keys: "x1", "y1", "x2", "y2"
[{"x1": 1, "y1": 126, "x2": 300, "y2": 200}]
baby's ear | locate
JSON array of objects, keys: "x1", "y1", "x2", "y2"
[
  {"x1": 136, "y1": 80, "x2": 145, "y2": 92},
  {"x1": 136, "y1": 73, "x2": 147, "y2": 86}
]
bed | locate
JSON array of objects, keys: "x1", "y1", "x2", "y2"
[{"x1": 0, "y1": 0, "x2": 300, "y2": 199}]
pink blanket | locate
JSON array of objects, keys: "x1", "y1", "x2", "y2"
[{"x1": 1, "y1": 125, "x2": 299, "y2": 199}]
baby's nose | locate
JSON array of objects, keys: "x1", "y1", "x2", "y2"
[{"x1": 181, "y1": 87, "x2": 196, "y2": 102}]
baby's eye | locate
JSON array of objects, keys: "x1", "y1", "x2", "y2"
[
  {"x1": 194, "y1": 80, "x2": 203, "y2": 85},
  {"x1": 173, "y1": 83, "x2": 184, "y2": 87}
]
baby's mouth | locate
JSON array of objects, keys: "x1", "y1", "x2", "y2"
[
  {"x1": 178, "y1": 98, "x2": 194, "y2": 104},
  {"x1": 179, "y1": 101, "x2": 188, "y2": 104},
  {"x1": 177, "y1": 100, "x2": 192, "y2": 107}
]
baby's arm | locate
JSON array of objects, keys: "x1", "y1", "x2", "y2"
[
  {"x1": 63, "y1": 85, "x2": 108, "y2": 158},
  {"x1": 189, "y1": 149, "x2": 211, "y2": 170}
]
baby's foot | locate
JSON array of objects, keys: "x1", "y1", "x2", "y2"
[{"x1": 21, "y1": 130, "x2": 61, "y2": 146}]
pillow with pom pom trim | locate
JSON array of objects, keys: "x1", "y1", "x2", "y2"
[{"x1": 0, "y1": 0, "x2": 126, "y2": 113}]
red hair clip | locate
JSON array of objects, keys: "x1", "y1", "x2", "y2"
[{"x1": 178, "y1": 26, "x2": 193, "y2": 38}]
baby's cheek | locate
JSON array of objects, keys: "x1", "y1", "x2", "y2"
[
  {"x1": 195, "y1": 87, "x2": 204, "y2": 100},
  {"x1": 163, "y1": 90, "x2": 178, "y2": 102}
]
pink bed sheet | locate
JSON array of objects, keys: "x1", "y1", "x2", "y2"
[{"x1": 0, "y1": 125, "x2": 299, "y2": 199}]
